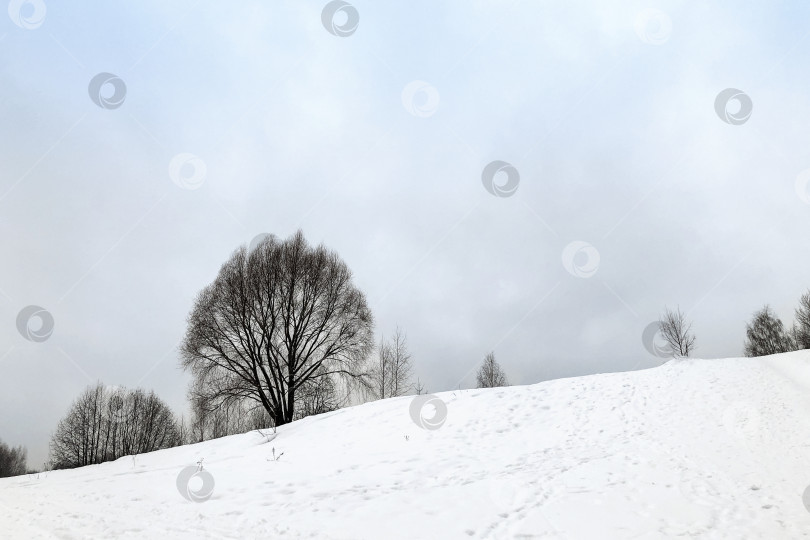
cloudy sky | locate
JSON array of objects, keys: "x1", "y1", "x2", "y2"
[{"x1": 2, "y1": 0, "x2": 810, "y2": 467}]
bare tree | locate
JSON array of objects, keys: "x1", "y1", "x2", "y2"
[
  {"x1": 0, "y1": 440, "x2": 27, "y2": 477},
  {"x1": 176, "y1": 416, "x2": 189, "y2": 446},
  {"x1": 744, "y1": 305, "x2": 794, "y2": 357},
  {"x1": 370, "y1": 335, "x2": 392, "y2": 399},
  {"x1": 795, "y1": 290, "x2": 810, "y2": 350},
  {"x1": 49, "y1": 383, "x2": 106, "y2": 468},
  {"x1": 181, "y1": 231, "x2": 374, "y2": 427},
  {"x1": 370, "y1": 327, "x2": 413, "y2": 399},
  {"x1": 659, "y1": 306, "x2": 696, "y2": 357},
  {"x1": 49, "y1": 383, "x2": 181, "y2": 469},
  {"x1": 476, "y1": 352, "x2": 509, "y2": 388},
  {"x1": 388, "y1": 328, "x2": 413, "y2": 397}
]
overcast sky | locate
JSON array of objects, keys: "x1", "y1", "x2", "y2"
[{"x1": 2, "y1": 0, "x2": 810, "y2": 468}]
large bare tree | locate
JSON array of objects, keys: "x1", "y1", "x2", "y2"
[
  {"x1": 476, "y1": 352, "x2": 509, "y2": 388},
  {"x1": 660, "y1": 306, "x2": 696, "y2": 357},
  {"x1": 181, "y1": 231, "x2": 374, "y2": 427}
]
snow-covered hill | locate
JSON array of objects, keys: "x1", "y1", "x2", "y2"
[{"x1": 3, "y1": 352, "x2": 810, "y2": 539}]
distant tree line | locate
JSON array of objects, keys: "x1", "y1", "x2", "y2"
[
  {"x1": 49, "y1": 383, "x2": 182, "y2": 469},
  {"x1": 649, "y1": 293, "x2": 810, "y2": 360},
  {"x1": 0, "y1": 439, "x2": 27, "y2": 477},
  {"x1": 36, "y1": 229, "x2": 810, "y2": 475}
]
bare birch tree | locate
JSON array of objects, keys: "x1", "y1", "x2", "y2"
[
  {"x1": 370, "y1": 327, "x2": 413, "y2": 399},
  {"x1": 659, "y1": 306, "x2": 696, "y2": 357},
  {"x1": 795, "y1": 290, "x2": 810, "y2": 350},
  {"x1": 388, "y1": 328, "x2": 413, "y2": 397},
  {"x1": 476, "y1": 352, "x2": 509, "y2": 388},
  {"x1": 370, "y1": 335, "x2": 392, "y2": 399}
]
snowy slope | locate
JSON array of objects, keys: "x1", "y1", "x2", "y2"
[{"x1": 3, "y1": 352, "x2": 810, "y2": 539}]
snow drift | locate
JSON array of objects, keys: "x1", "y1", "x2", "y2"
[{"x1": 3, "y1": 351, "x2": 810, "y2": 539}]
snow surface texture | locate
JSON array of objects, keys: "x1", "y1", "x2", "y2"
[{"x1": 3, "y1": 352, "x2": 810, "y2": 539}]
